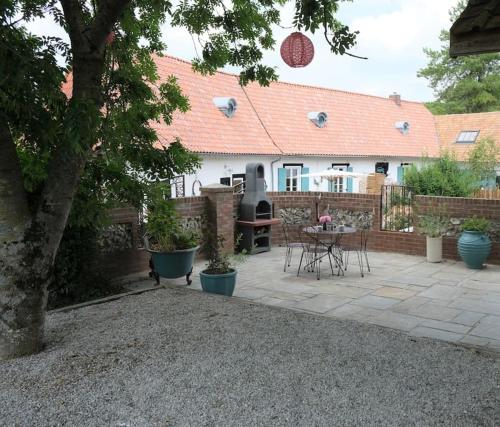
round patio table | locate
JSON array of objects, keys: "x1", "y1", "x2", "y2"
[{"x1": 302, "y1": 226, "x2": 357, "y2": 279}]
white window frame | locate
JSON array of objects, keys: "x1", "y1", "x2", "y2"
[
  {"x1": 331, "y1": 163, "x2": 349, "y2": 193},
  {"x1": 456, "y1": 130, "x2": 480, "y2": 144},
  {"x1": 284, "y1": 164, "x2": 302, "y2": 192}
]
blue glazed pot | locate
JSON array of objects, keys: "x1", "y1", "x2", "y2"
[
  {"x1": 200, "y1": 269, "x2": 237, "y2": 296},
  {"x1": 457, "y1": 231, "x2": 491, "y2": 269},
  {"x1": 149, "y1": 246, "x2": 199, "y2": 278}
]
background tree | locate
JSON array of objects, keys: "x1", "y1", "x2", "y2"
[
  {"x1": 468, "y1": 137, "x2": 500, "y2": 186},
  {"x1": 418, "y1": 0, "x2": 500, "y2": 114},
  {"x1": 1, "y1": 0, "x2": 360, "y2": 359}
]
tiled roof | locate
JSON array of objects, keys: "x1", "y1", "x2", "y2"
[
  {"x1": 154, "y1": 55, "x2": 440, "y2": 158},
  {"x1": 434, "y1": 112, "x2": 500, "y2": 161},
  {"x1": 152, "y1": 55, "x2": 280, "y2": 155}
]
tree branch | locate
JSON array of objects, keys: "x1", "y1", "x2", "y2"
[
  {"x1": 59, "y1": 0, "x2": 86, "y2": 49},
  {"x1": 88, "y1": 0, "x2": 130, "y2": 48}
]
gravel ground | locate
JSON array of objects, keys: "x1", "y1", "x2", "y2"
[{"x1": 1, "y1": 286, "x2": 499, "y2": 427}]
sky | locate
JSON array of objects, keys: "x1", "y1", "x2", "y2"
[{"x1": 27, "y1": 0, "x2": 459, "y2": 103}]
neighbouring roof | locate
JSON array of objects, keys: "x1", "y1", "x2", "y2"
[
  {"x1": 450, "y1": 0, "x2": 500, "y2": 56},
  {"x1": 434, "y1": 111, "x2": 500, "y2": 160},
  {"x1": 154, "y1": 55, "x2": 441, "y2": 158}
]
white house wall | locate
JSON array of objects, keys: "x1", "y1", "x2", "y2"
[{"x1": 179, "y1": 154, "x2": 423, "y2": 197}]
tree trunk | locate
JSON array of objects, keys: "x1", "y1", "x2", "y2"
[
  {"x1": 0, "y1": 52, "x2": 105, "y2": 359},
  {"x1": 0, "y1": 117, "x2": 47, "y2": 359}
]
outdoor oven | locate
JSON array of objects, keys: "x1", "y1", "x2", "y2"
[{"x1": 237, "y1": 163, "x2": 280, "y2": 254}]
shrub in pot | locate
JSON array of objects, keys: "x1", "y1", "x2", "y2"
[
  {"x1": 458, "y1": 216, "x2": 491, "y2": 269},
  {"x1": 145, "y1": 193, "x2": 200, "y2": 285},
  {"x1": 417, "y1": 214, "x2": 449, "y2": 263},
  {"x1": 199, "y1": 229, "x2": 247, "y2": 297}
]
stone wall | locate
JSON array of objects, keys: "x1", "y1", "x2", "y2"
[
  {"x1": 93, "y1": 207, "x2": 150, "y2": 279},
  {"x1": 99, "y1": 192, "x2": 500, "y2": 280}
]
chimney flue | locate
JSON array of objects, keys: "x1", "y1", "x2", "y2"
[{"x1": 389, "y1": 92, "x2": 401, "y2": 106}]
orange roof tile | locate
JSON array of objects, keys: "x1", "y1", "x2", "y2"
[
  {"x1": 434, "y1": 112, "x2": 500, "y2": 160},
  {"x1": 152, "y1": 55, "x2": 280, "y2": 155},
  {"x1": 154, "y1": 55, "x2": 440, "y2": 158}
]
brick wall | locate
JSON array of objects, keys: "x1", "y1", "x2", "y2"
[
  {"x1": 170, "y1": 192, "x2": 500, "y2": 266},
  {"x1": 94, "y1": 207, "x2": 150, "y2": 279},
  {"x1": 415, "y1": 195, "x2": 500, "y2": 264}
]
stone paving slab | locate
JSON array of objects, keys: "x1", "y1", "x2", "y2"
[{"x1": 131, "y1": 247, "x2": 500, "y2": 353}]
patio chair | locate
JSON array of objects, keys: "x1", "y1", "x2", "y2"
[
  {"x1": 282, "y1": 223, "x2": 306, "y2": 272},
  {"x1": 341, "y1": 228, "x2": 371, "y2": 277},
  {"x1": 297, "y1": 226, "x2": 335, "y2": 280}
]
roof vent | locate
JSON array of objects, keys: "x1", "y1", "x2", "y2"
[
  {"x1": 213, "y1": 97, "x2": 237, "y2": 118},
  {"x1": 308, "y1": 112, "x2": 328, "y2": 128},
  {"x1": 395, "y1": 121, "x2": 410, "y2": 135}
]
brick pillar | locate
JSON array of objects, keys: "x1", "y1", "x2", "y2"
[{"x1": 201, "y1": 184, "x2": 234, "y2": 255}]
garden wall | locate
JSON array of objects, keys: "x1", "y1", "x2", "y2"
[
  {"x1": 93, "y1": 207, "x2": 150, "y2": 279},
  {"x1": 239, "y1": 192, "x2": 499, "y2": 265},
  {"x1": 99, "y1": 191, "x2": 500, "y2": 281}
]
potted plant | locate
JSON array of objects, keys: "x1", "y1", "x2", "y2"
[
  {"x1": 417, "y1": 214, "x2": 449, "y2": 263},
  {"x1": 145, "y1": 191, "x2": 200, "y2": 285},
  {"x1": 458, "y1": 216, "x2": 491, "y2": 269}
]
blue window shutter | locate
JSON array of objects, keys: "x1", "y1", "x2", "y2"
[
  {"x1": 301, "y1": 167, "x2": 309, "y2": 191},
  {"x1": 346, "y1": 166, "x2": 353, "y2": 193},
  {"x1": 397, "y1": 166, "x2": 404, "y2": 184},
  {"x1": 278, "y1": 168, "x2": 287, "y2": 192}
]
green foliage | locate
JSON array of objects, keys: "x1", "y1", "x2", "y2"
[
  {"x1": 203, "y1": 235, "x2": 234, "y2": 274},
  {"x1": 418, "y1": 1, "x2": 500, "y2": 114},
  {"x1": 145, "y1": 184, "x2": 199, "y2": 252},
  {"x1": 468, "y1": 137, "x2": 500, "y2": 185},
  {"x1": 417, "y1": 214, "x2": 449, "y2": 238},
  {"x1": 461, "y1": 216, "x2": 490, "y2": 233},
  {"x1": 403, "y1": 152, "x2": 477, "y2": 197},
  {"x1": 48, "y1": 225, "x2": 123, "y2": 310}
]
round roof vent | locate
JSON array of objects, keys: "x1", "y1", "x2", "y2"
[
  {"x1": 308, "y1": 111, "x2": 328, "y2": 128},
  {"x1": 213, "y1": 97, "x2": 237, "y2": 118}
]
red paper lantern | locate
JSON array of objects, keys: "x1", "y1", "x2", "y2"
[{"x1": 280, "y1": 32, "x2": 315, "y2": 68}]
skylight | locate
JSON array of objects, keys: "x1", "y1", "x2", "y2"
[{"x1": 456, "y1": 130, "x2": 479, "y2": 143}]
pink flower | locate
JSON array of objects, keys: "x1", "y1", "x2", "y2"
[{"x1": 319, "y1": 215, "x2": 332, "y2": 224}]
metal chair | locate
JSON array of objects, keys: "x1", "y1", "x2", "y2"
[
  {"x1": 297, "y1": 226, "x2": 335, "y2": 280},
  {"x1": 282, "y1": 223, "x2": 306, "y2": 272},
  {"x1": 342, "y1": 228, "x2": 371, "y2": 277}
]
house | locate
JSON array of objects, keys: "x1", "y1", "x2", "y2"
[
  {"x1": 435, "y1": 111, "x2": 500, "y2": 185},
  {"x1": 153, "y1": 55, "x2": 441, "y2": 196}
]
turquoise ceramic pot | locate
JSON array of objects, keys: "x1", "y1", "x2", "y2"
[
  {"x1": 457, "y1": 231, "x2": 491, "y2": 269},
  {"x1": 200, "y1": 269, "x2": 237, "y2": 296},
  {"x1": 150, "y1": 246, "x2": 199, "y2": 278}
]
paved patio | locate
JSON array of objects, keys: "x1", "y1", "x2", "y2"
[{"x1": 132, "y1": 248, "x2": 500, "y2": 353}]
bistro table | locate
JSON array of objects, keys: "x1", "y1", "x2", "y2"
[{"x1": 302, "y1": 225, "x2": 357, "y2": 280}]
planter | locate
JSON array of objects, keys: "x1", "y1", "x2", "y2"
[
  {"x1": 148, "y1": 246, "x2": 199, "y2": 285},
  {"x1": 426, "y1": 236, "x2": 442, "y2": 263},
  {"x1": 458, "y1": 231, "x2": 491, "y2": 269},
  {"x1": 200, "y1": 269, "x2": 237, "y2": 296}
]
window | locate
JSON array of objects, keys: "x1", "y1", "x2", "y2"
[
  {"x1": 375, "y1": 162, "x2": 389, "y2": 175},
  {"x1": 330, "y1": 163, "x2": 349, "y2": 193},
  {"x1": 220, "y1": 177, "x2": 230, "y2": 186},
  {"x1": 232, "y1": 174, "x2": 246, "y2": 191},
  {"x1": 283, "y1": 163, "x2": 303, "y2": 192},
  {"x1": 456, "y1": 130, "x2": 479, "y2": 143}
]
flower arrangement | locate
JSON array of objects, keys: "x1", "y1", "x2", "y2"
[{"x1": 319, "y1": 215, "x2": 332, "y2": 224}]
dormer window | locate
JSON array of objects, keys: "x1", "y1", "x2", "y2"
[
  {"x1": 395, "y1": 121, "x2": 410, "y2": 135},
  {"x1": 308, "y1": 112, "x2": 328, "y2": 128},
  {"x1": 213, "y1": 97, "x2": 237, "y2": 118},
  {"x1": 456, "y1": 130, "x2": 479, "y2": 143}
]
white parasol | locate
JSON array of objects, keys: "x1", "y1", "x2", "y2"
[{"x1": 300, "y1": 169, "x2": 369, "y2": 180}]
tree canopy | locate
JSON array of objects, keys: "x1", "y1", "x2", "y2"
[
  {"x1": 418, "y1": 0, "x2": 500, "y2": 114},
  {"x1": 1, "y1": 0, "x2": 361, "y2": 359}
]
